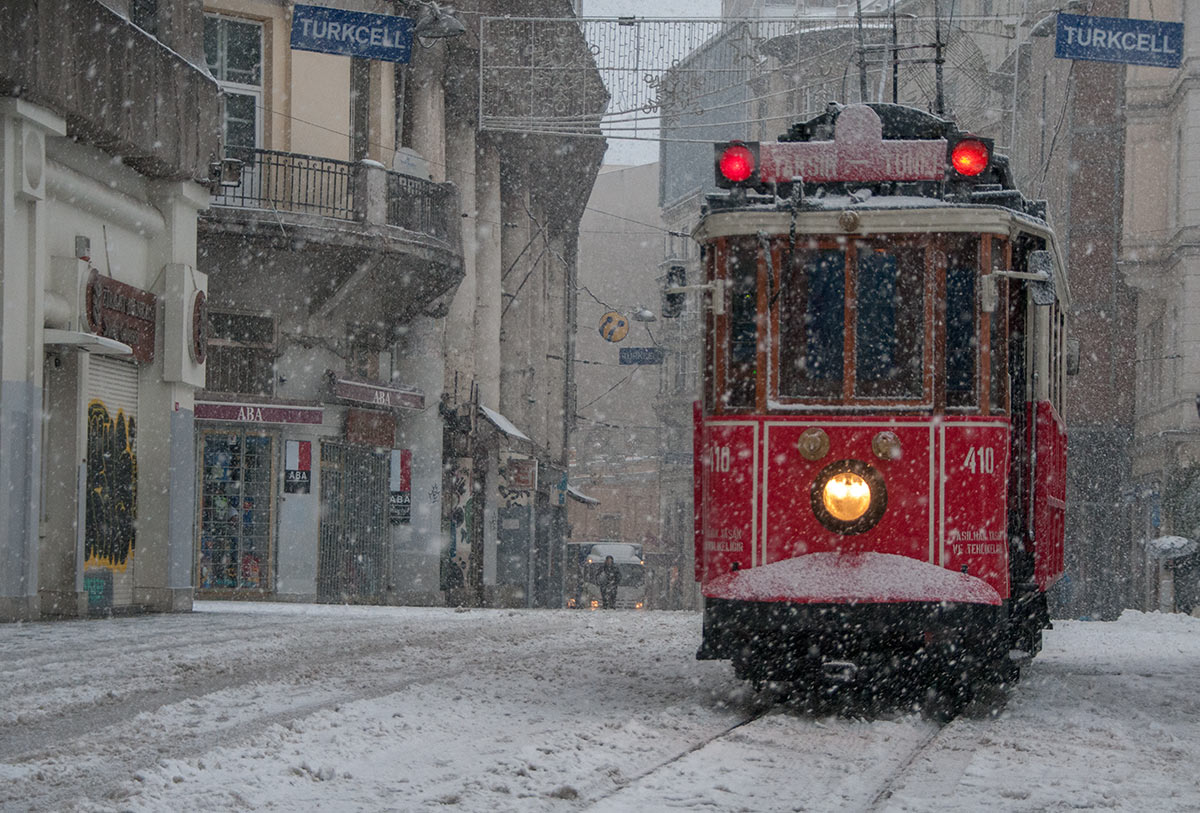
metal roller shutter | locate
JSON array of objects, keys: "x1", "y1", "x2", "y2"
[{"x1": 84, "y1": 356, "x2": 139, "y2": 611}]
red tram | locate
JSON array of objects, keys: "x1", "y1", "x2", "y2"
[{"x1": 690, "y1": 104, "x2": 1069, "y2": 702}]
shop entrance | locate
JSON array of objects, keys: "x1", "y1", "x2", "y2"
[
  {"x1": 318, "y1": 442, "x2": 390, "y2": 601},
  {"x1": 197, "y1": 430, "x2": 275, "y2": 592}
]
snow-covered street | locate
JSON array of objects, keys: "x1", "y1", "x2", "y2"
[{"x1": 1, "y1": 603, "x2": 1198, "y2": 812}]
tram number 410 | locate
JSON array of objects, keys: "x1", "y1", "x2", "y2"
[{"x1": 963, "y1": 446, "x2": 995, "y2": 475}]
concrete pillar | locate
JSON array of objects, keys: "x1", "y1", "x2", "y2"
[
  {"x1": 500, "y1": 154, "x2": 531, "y2": 425},
  {"x1": 445, "y1": 114, "x2": 478, "y2": 401},
  {"x1": 392, "y1": 314, "x2": 445, "y2": 604},
  {"x1": 408, "y1": 45, "x2": 446, "y2": 183},
  {"x1": 475, "y1": 137, "x2": 502, "y2": 411},
  {"x1": 0, "y1": 99, "x2": 65, "y2": 621},
  {"x1": 136, "y1": 180, "x2": 210, "y2": 613}
]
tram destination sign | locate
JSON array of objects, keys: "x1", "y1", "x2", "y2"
[
  {"x1": 290, "y1": 4, "x2": 413, "y2": 63},
  {"x1": 1055, "y1": 13, "x2": 1182, "y2": 69},
  {"x1": 758, "y1": 106, "x2": 946, "y2": 184}
]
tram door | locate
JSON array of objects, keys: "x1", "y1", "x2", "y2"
[{"x1": 318, "y1": 442, "x2": 390, "y2": 601}]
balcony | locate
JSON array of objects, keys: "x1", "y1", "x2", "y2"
[
  {"x1": 200, "y1": 148, "x2": 464, "y2": 326},
  {"x1": 0, "y1": 0, "x2": 220, "y2": 180}
]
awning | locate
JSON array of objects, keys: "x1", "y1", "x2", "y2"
[
  {"x1": 480, "y1": 405, "x2": 531, "y2": 442},
  {"x1": 44, "y1": 328, "x2": 133, "y2": 357},
  {"x1": 566, "y1": 485, "x2": 600, "y2": 506},
  {"x1": 1146, "y1": 536, "x2": 1198, "y2": 560}
]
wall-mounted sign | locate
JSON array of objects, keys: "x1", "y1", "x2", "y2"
[
  {"x1": 1055, "y1": 13, "x2": 1183, "y2": 69},
  {"x1": 345, "y1": 407, "x2": 394, "y2": 448},
  {"x1": 505, "y1": 455, "x2": 537, "y2": 491},
  {"x1": 195, "y1": 401, "x2": 324, "y2": 425},
  {"x1": 598, "y1": 311, "x2": 629, "y2": 343},
  {"x1": 85, "y1": 269, "x2": 158, "y2": 364},
  {"x1": 330, "y1": 372, "x2": 425, "y2": 410},
  {"x1": 285, "y1": 439, "x2": 312, "y2": 494},
  {"x1": 389, "y1": 448, "x2": 412, "y2": 525},
  {"x1": 190, "y1": 290, "x2": 208, "y2": 365},
  {"x1": 290, "y1": 4, "x2": 414, "y2": 63},
  {"x1": 619, "y1": 346, "x2": 665, "y2": 365}
]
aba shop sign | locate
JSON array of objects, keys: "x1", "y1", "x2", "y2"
[
  {"x1": 1055, "y1": 13, "x2": 1182, "y2": 69},
  {"x1": 85, "y1": 269, "x2": 158, "y2": 364},
  {"x1": 290, "y1": 4, "x2": 413, "y2": 63}
]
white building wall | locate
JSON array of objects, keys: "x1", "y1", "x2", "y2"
[{"x1": 1, "y1": 97, "x2": 208, "y2": 620}]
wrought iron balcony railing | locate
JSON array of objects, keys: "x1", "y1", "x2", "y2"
[
  {"x1": 209, "y1": 148, "x2": 461, "y2": 248},
  {"x1": 212, "y1": 148, "x2": 356, "y2": 220}
]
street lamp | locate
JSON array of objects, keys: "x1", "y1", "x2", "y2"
[{"x1": 413, "y1": 1, "x2": 466, "y2": 43}]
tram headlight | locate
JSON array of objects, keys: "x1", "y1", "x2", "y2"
[
  {"x1": 822, "y1": 473, "x2": 872, "y2": 522},
  {"x1": 811, "y1": 459, "x2": 888, "y2": 535}
]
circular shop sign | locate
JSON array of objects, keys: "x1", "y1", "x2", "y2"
[
  {"x1": 598, "y1": 311, "x2": 629, "y2": 343},
  {"x1": 190, "y1": 289, "x2": 209, "y2": 365}
]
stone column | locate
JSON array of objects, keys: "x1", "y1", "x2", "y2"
[{"x1": 0, "y1": 99, "x2": 65, "y2": 621}]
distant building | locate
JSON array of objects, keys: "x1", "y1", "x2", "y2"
[
  {"x1": 570, "y1": 162, "x2": 697, "y2": 609},
  {"x1": 1117, "y1": 1, "x2": 1200, "y2": 611}
]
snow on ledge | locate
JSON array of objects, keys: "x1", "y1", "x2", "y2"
[
  {"x1": 703, "y1": 552, "x2": 1002, "y2": 606},
  {"x1": 480, "y1": 405, "x2": 531, "y2": 442}
]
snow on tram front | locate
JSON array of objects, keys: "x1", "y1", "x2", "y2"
[{"x1": 688, "y1": 103, "x2": 1071, "y2": 708}]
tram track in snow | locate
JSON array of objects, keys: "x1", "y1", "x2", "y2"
[
  {"x1": 582, "y1": 695, "x2": 975, "y2": 813},
  {"x1": 860, "y1": 715, "x2": 953, "y2": 813}
]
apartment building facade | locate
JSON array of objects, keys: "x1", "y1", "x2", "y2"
[
  {"x1": 0, "y1": 0, "x2": 221, "y2": 620},
  {"x1": 194, "y1": 0, "x2": 605, "y2": 607}
]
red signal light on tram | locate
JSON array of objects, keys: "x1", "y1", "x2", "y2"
[
  {"x1": 950, "y1": 138, "x2": 990, "y2": 177},
  {"x1": 720, "y1": 144, "x2": 755, "y2": 181},
  {"x1": 714, "y1": 141, "x2": 760, "y2": 188}
]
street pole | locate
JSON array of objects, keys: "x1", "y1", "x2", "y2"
[
  {"x1": 856, "y1": 0, "x2": 869, "y2": 103},
  {"x1": 933, "y1": 0, "x2": 946, "y2": 115}
]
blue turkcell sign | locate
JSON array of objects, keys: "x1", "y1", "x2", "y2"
[
  {"x1": 1055, "y1": 13, "x2": 1182, "y2": 69},
  {"x1": 290, "y1": 4, "x2": 413, "y2": 63}
]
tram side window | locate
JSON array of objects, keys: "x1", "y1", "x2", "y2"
[
  {"x1": 946, "y1": 265, "x2": 976, "y2": 407},
  {"x1": 856, "y1": 246, "x2": 924, "y2": 398},
  {"x1": 725, "y1": 242, "x2": 759, "y2": 408},
  {"x1": 990, "y1": 241, "x2": 1009, "y2": 414},
  {"x1": 779, "y1": 249, "x2": 845, "y2": 398}
]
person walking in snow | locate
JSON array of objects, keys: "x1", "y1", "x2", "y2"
[{"x1": 596, "y1": 555, "x2": 621, "y2": 609}]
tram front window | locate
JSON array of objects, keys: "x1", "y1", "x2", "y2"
[
  {"x1": 779, "y1": 249, "x2": 845, "y2": 398},
  {"x1": 779, "y1": 244, "x2": 923, "y2": 400},
  {"x1": 855, "y1": 246, "x2": 924, "y2": 398}
]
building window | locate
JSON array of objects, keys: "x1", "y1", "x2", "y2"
[
  {"x1": 130, "y1": 0, "x2": 158, "y2": 36},
  {"x1": 205, "y1": 14, "x2": 263, "y2": 153},
  {"x1": 205, "y1": 311, "x2": 276, "y2": 396}
]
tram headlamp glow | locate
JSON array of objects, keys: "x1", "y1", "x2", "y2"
[{"x1": 822, "y1": 473, "x2": 872, "y2": 522}]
